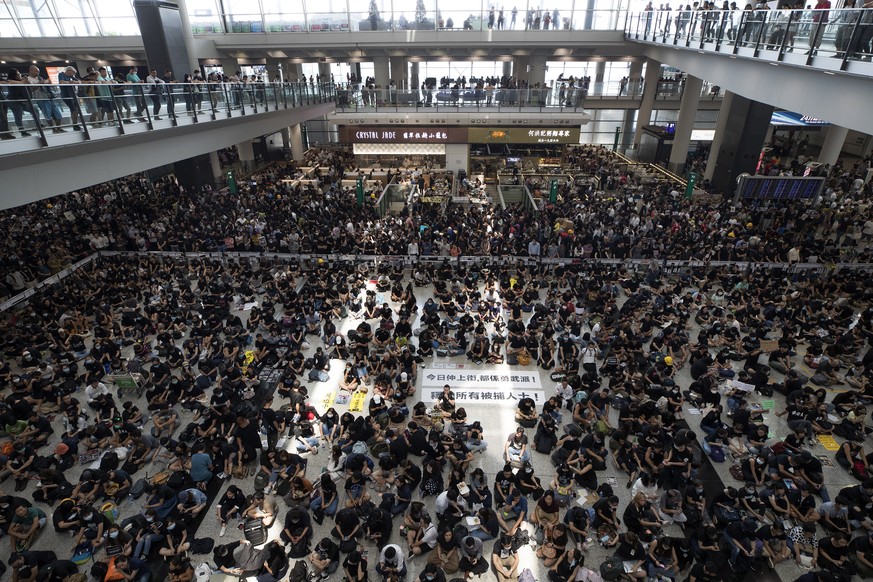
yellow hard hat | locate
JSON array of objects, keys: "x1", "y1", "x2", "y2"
[{"x1": 664, "y1": 356, "x2": 673, "y2": 366}]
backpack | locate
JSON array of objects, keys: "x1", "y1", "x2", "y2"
[
  {"x1": 101, "y1": 502, "x2": 119, "y2": 524},
  {"x1": 600, "y1": 555, "x2": 624, "y2": 581},
  {"x1": 99, "y1": 451, "x2": 119, "y2": 472},
  {"x1": 190, "y1": 538, "x2": 215, "y2": 554},
  {"x1": 129, "y1": 478, "x2": 148, "y2": 500},
  {"x1": 596, "y1": 483, "x2": 614, "y2": 499},
  {"x1": 288, "y1": 560, "x2": 308, "y2": 582},
  {"x1": 709, "y1": 445, "x2": 726, "y2": 463}
]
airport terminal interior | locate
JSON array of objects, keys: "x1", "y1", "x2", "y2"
[{"x1": 1, "y1": 2, "x2": 873, "y2": 582}]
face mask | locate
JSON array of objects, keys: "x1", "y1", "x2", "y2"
[
  {"x1": 146, "y1": 517, "x2": 154, "y2": 523},
  {"x1": 109, "y1": 531, "x2": 119, "y2": 539},
  {"x1": 695, "y1": 488, "x2": 704, "y2": 494},
  {"x1": 167, "y1": 523, "x2": 176, "y2": 531}
]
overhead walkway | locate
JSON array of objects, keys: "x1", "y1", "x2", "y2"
[
  {"x1": 624, "y1": 8, "x2": 873, "y2": 134},
  {"x1": 0, "y1": 82, "x2": 334, "y2": 209}
]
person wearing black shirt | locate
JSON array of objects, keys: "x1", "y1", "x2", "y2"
[
  {"x1": 614, "y1": 531, "x2": 647, "y2": 579},
  {"x1": 309, "y1": 537, "x2": 340, "y2": 578},
  {"x1": 818, "y1": 532, "x2": 851, "y2": 574},
  {"x1": 688, "y1": 560, "x2": 721, "y2": 582}
]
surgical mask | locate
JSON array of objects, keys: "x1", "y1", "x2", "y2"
[
  {"x1": 167, "y1": 523, "x2": 176, "y2": 531},
  {"x1": 109, "y1": 531, "x2": 119, "y2": 539},
  {"x1": 146, "y1": 517, "x2": 154, "y2": 523},
  {"x1": 695, "y1": 488, "x2": 704, "y2": 494}
]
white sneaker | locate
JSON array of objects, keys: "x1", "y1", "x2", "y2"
[{"x1": 220, "y1": 524, "x2": 227, "y2": 536}]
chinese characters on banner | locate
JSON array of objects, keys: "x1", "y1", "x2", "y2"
[
  {"x1": 423, "y1": 388, "x2": 546, "y2": 404},
  {"x1": 420, "y1": 368, "x2": 543, "y2": 389}
]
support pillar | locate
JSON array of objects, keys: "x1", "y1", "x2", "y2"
[
  {"x1": 704, "y1": 91, "x2": 734, "y2": 182},
  {"x1": 285, "y1": 62, "x2": 304, "y2": 82},
  {"x1": 502, "y1": 60, "x2": 512, "y2": 80},
  {"x1": 134, "y1": 0, "x2": 194, "y2": 76},
  {"x1": 667, "y1": 74, "x2": 703, "y2": 174},
  {"x1": 209, "y1": 150, "x2": 222, "y2": 181},
  {"x1": 237, "y1": 140, "x2": 256, "y2": 173},
  {"x1": 528, "y1": 55, "x2": 547, "y2": 87},
  {"x1": 594, "y1": 61, "x2": 606, "y2": 84},
  {"x1": 633, "y1": 58, "x2": 663, "y2": 148},
  {"x1": 621, "y1": 109, "x2": 635, "y2": 152},
  {"x1": 706, "y1": 94, "x2": 774, "y2": 195},
  {"x1": 318, "y1": 62, "x2": 332, "y2": 84},
  {"x1": 389, "y1": 56, "x2": 408, "y2": 88},
  {"x1": 265, "y1": 58, "x2": 281, "y2": 83},
  {"x1": 288, "y1": 124, "x2": 305, "y2": 162},
  {"x1": 219, "y1": 57, "x2": 239, "y2": 77},
  {"x1": 627, "y1": 60, "x2": 644, "y2": 97},
  {"x1": 373, "y1": 57, "x2": 390, "y2": 87},
  {"x1": 410, "y1": 62, "x2": 420, "y2": 91},
  {"x1": 818, "y1": 125, "x2": 849, "y2": 167},
  {"x1": 513, "y1": 56, "x2": 530, "y2": 84}
]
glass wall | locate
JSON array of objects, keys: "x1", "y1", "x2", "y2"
[{"x1": 0, "y1": 0, "x2": 673, "y2": 37}]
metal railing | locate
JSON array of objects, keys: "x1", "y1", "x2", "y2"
[
  {"x1": 189, "y1": 8, "x2": 626, "y2": 35},
  {"x1": 625, "y1": 8, "x2": 873, "y2": 70},
  {"x1": 336, "y1": 84, "x2": 586, "y2": 112},
  {"x1": 0, "y1": 81, "x2": 335, "y2": 149}
]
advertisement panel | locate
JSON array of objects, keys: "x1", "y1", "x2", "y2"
[
  {"x1": 467, "y1": 127, "x2": 580, "y2": 144},
  {"x1": 339, "y1": 126, "x2": 467, "y2": 143}
]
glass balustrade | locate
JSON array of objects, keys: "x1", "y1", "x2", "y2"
[
  {"x1": 625, "y1": 8, "x2": 873, "y2": 66},
  {"x1": 0, "y1": 82, "x2": 335, "y2": 148}
]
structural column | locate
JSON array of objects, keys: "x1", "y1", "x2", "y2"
[
  {"x1": 818, "y1": 124, "x2": 849, "y2": 166},
  {"x1": 287, "y1": 124, "x2": 305, "y2": 162},
  {"x1": 389, "y1": 56, "x2": 408, "y2": 88},
  {"x1": 704, "y1": 91, "x2": 734, "y2": 181},
  {"x1": 265, "y1": 58, "x2": 281, "y2": 82},
  {"x1": 219, "y1": 58, "x2": 239, "y2": 77},
  {"x1": 318, "y1": 62, "x2": 332, "y2": 84},
  {"x1": 528, "y1": 55, "x2": 547, "y2": 87},
  {"x1": 284, "y1": 62, "x2": 304, "y2": 82},
  {"x1": 373, "y1": 57, "x2": 390, "y2": 86},
  {"x1": 237, "y1": 140, "x2": 256, "y2": 173},
  {"x1": 706, "y1": 94, "x2": 774, "y2": 195},
  {"x1": 632, "y1": 58, "x2": 663, "y2": 149},
  {"x1": 594, "y1": 61, "x2": 606, "y2": 84},
  {"x1": 627, "y1": 60, "x2": 643, "y2": 96},
  {"x1": 209, "y1": 150, "x2": 223, "y2": 181},
  {"x1": 667, "y1": 75, "x2": 702, "y2": 174},
  {"x1": 410, "y1": 62, "x2": 420, "y2": 91}
]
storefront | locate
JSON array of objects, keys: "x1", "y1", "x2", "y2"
[{"x1": 339, "y1": 124, "x2": 581, "y2": 185}]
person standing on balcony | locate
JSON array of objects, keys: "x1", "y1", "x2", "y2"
[
  {"x1": 126, "y1": 67, "x2": 147, "y2": 119},
  {"x1": 26, "y1": 65, "x2": 65, "y2": 133},
  {"x1": 511, "y1": 6, "x2": 518, "y2": 28},
  {"x1": 146, "y1": 68, "x2": 164, "y2": 119},
  {"x1": 57, "y1": 66, "x2": 82, "y2": 131},
  {"x1": 498, "y1": 8, "x2": 505, "y2": 29},
  {"x1": 644, "y1": 2, "x2": 654, "y2": 35},
  {"x1": 807, "y1": 0, "x2": 831, "y2": 55}
]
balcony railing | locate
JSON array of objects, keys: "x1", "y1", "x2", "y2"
[
  {"x1": 625, "y1": 8, "x2": 873, "y2": 70},
  {"x1": 0, "y1": 81, "x2": 335, "y2": 152}
]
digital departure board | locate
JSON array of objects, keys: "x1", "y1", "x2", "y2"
[{"x1": 736, "y1": 175, "x2": 825, "y2": 202}]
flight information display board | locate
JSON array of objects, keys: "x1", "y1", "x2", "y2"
[{"x1": 736, "y1": 175, "x2": 825, "y2": 202}]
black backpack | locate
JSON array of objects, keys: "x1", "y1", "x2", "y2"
[
  {"x1": 99, "y1": 451, "x2": 119, "y2": 472},
  {"x1": 288, "y1": 560, "x2": 308, "y2": 582}
]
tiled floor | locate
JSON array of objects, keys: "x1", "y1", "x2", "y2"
[{"x1": 13, "y1": 265, "x2": 869, "y2": 582}]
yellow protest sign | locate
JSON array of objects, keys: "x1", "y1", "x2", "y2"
[
  {"x1": 817, "y1": 434, "x2": 840, "y2": 451},
  {"x1": 349, "y1": 391, "x2": 366, "y2": 412}
]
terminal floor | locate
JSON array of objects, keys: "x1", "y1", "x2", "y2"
[{"x1": 10, "y1": 267, "x2": 869, "y2": 582}]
